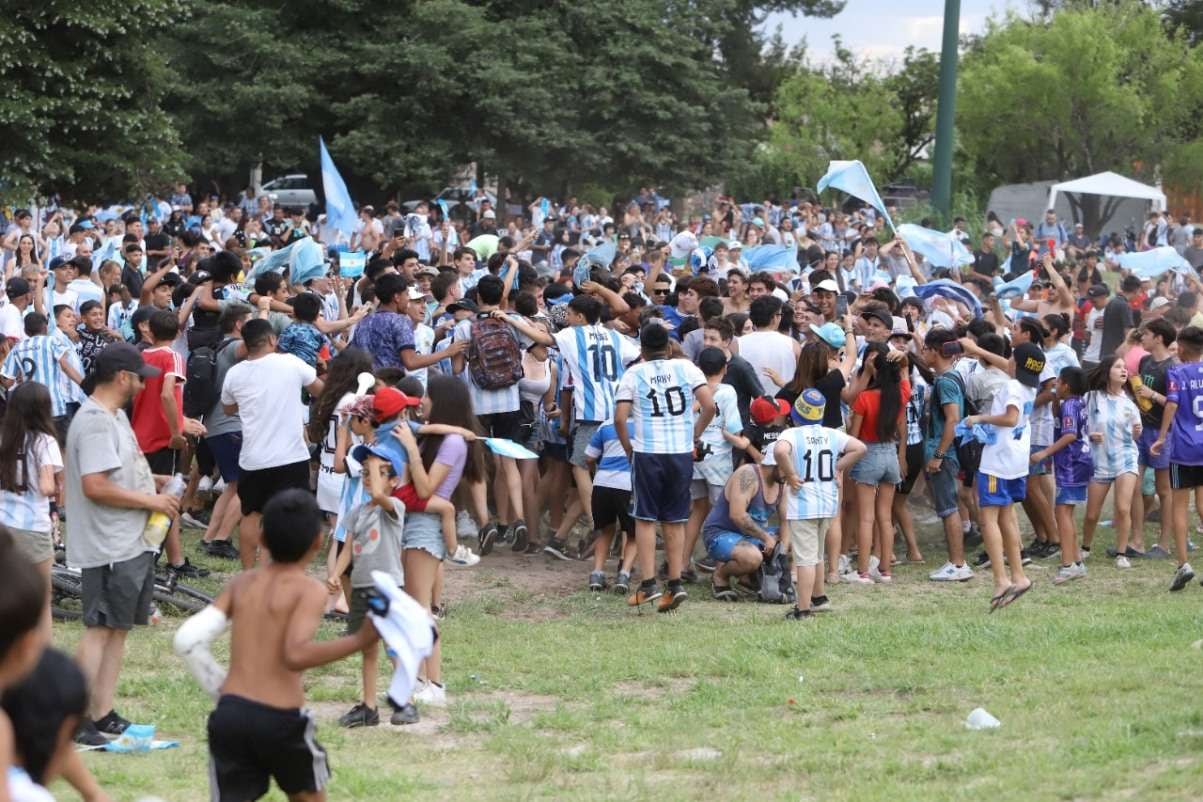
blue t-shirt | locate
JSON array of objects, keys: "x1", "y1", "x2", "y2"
[
  {"x1": 1167, "y1": 362, "x2": 1203, "y2": 466},
  {"x1": 924, "y1": 372, "x2": 964, "y2": 463},
  {"x1": 1053, "y1": 396, "x2": 1092, "y2": 487}
]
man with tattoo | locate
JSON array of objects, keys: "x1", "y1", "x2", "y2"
[{"x1": 700, "y1": 460, "x2": 781, "y2": 601}]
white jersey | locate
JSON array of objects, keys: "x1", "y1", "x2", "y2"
[
  {"x1": 777, "y1": 425, "x2": 852, "y2": 520},
  {"x1": 693, "y1": 383, "x2": 742, "y2": 486},
  {"x1": 554, "y1": 324, "x2": 640, "y2": 423},
  {"x1": 1085, "y1": 390, "x2": 1140, "y2": 478},
  {"x1": 979, "y1": 379, "x2": 1035, "y2": 481},
  {"x1": 614, "y1": 358, "x2": 706, "y2": 454}
]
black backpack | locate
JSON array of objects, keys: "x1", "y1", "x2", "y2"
[
  {"x1": 183, "y1": 337, "x2": 236, "y2": 418},
  {"x1": 757, "y1": 541, "x2": 797, "y2": 605},
  {"x1": 932, "y1": 371, "x2": 982, "y2": 474}
]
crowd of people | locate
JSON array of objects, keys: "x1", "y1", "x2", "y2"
[{"x1": 2, "y1": 187, "x2": 1203, "y2": 801}]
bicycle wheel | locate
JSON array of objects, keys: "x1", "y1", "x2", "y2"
[
  {"x1": 170, "y1": 581, "x2": 215, "y2": 606},
  {"x1": 52, "y1": 606, "x2": 82, "y2": 622},
  {"x1": 51, "y1": 571, "x2": 84, "y2": 597},
  {"x1": 153, "y1": 586, "x2": 208, "y2": 616}
]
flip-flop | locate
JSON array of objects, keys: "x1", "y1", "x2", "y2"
[
  {"x1": 998, "y1": 582, "x2": 1033, "y2": 609},
  {"x1": 989, "y1": 586, "x2": 1013, "y2": 613}
]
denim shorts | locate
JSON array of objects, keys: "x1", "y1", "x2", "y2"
[
  {"x1": 704, "y1": 530, "x2": 765, "y2": 562},
  {"x1": 850, "y1": 442, "x2": 901, "y2": 486},
  {"x1": 403, "y1": 511, "x2": 447, "y2": 561},
  {"x1": 1055, "y1": 484, "x2": 1087, "y2": 506},
  {"x1": 1029, "y1": 444, "x2": 1052, "y2": 477},
  {"x1": 925, "y1": 453, "x2": 961, "y2": 519}
]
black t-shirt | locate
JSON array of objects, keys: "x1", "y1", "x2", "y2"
[
  {"x1": 1100, "y1": 297, "x2": 1134, "y2": 361},
  {"x1": 775, "y1": 369, "x2": 846, "y2": 429},
  {"x1": 747, "y1": 422, "x2": 785, "y2": 460},
  {"x1": 722, "y1": 354, "x2": 765, "y2": 427},
  {"x1": 145, "y1": 232, "x2": 171, "y2": 257},
  {"x1": 1138, "y1": 354, "x2": 1177, "y2": 429},
  {"x1": 973, "y1": 250, "x2": 999, "y2": 277}
]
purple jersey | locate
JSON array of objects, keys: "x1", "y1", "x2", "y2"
[
  {"x1": 1053, "y1": 396, "x2": 1093, "y2": 486},
  {"x1": 1166, "y1": 362, "x2": 1203, "y2": 466}
]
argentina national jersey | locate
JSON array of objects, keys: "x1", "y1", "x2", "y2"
[
  {"x1": 1, "y1": 334, "x2": 73, "y2": 416},
  {"x1": 615, "y1": 358, "x2": 706, "y2": 454},
  {"x1": 554, "y1": 324, "x2": 641, "y2": 423},
  {"x1": 778, "y1": 426, "x2": 851, "y2": 520}
]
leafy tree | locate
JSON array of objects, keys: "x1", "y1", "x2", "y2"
[
  {"x1": 1165, "y1": 0, "x2": 1203, "y2": 46},
  {"x1": 0, "y1": 1, "x2": 188, "y2": 205}
]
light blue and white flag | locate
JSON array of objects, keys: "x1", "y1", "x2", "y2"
[
  {"x1": 437, "y1": 198, "x2": 451, "y2": 222},
  {"x1": 912, "y1": 278, "x2": 983, "y2": 319},
  {"x1": 743, "y1": 244, "x2": 799, "y2": 274},
  {"x1": 247, "y1": 236, "x2": 325, "y2": 285},
  {"x1": 91, "y1": 237, "x2": 119, "y2": 272},
  {"x1": 484, "y1": 437, "x2": 539, "y2": 460},
  {"x1": 339, "y1": 251, "x2": 366, "y2": 278},
  {"x1": 540, "y1": 197, "x2": 550, "y2": 218},
  {"x1": 897, "y1": 223, "x2": 974, "y2": 269},
  {"x1": 1113, "y1": 246, "x2": 1193, "y2": 280},
  {"x1": 319, "y1": 137, "x2": 357, "y2": 237},
  {"x1": 994, "y1": 270, "x2": 1034, "y2": 301},
  {"x1": 817, "y1": 160, "x2": 895, "y2": 232}
]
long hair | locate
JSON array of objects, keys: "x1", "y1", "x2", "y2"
[
  {"x1": 419, "y1": 374, "x2": 485, "y2": 484},
  {"x1": 307, "y1": 347, "x2": 373, "y2": 443},
  {"x1": 0, "y1": 383, "x2": 57, "y2": 494},
  {"x1": 864, "y1": 342, "x2": 902, "y2": 442},
  {"x1": 785, "y1": 340, "x2": 834, "y2": 397},
  {"x1": 1084, "y1": 355, "x2": 1134, "y2": 401},
  {"x1": 14, "y1": 234, "x2": 36, "y2": 267}
]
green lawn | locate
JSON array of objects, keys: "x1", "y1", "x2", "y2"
[{"x1": 49, "y1": 513, "x2": 1203, "y2": 802}]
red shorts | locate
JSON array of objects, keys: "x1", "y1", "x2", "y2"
[{"x1": 391, "y1": 483, "x2": 429, "y2": 512}]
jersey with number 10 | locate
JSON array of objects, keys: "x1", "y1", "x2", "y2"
[
  {"x1": 778, "y1": 425, "x2": 852, "y2": 520},
  {"x1": 614, "y1": 358, "x2": 706, "y2": 454},
  {"x1": 555, "y1": 325, "x2": 641, "y2": 423},
  {"x1": 1166, "y1": 361, "x2": 1203, "y2": 466}
]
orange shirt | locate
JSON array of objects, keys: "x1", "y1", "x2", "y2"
[{"x1": 851, "y1": 379, "x2": 911, "y2": 444}]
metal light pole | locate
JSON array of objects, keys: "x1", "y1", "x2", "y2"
[{"x1": 931, "y1": 0, "x2": 961, "y2": 223}]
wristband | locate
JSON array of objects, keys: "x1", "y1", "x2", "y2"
[{"x1": 933, "y1": 451, "x2": 946, "y2": 460}]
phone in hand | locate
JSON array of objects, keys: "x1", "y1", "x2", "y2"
[{"x1": 836, "y1": 295, "x2": 849, "y2": 316}]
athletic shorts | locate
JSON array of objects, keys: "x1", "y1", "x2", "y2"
[
  {"x1": 207, "y1": 694, "x2": 329, "y2": 802},
  {"x1": 81, "y1": 551, "x2": 155, "y2": 630},
  {"x1": 145, "y1": 447, "x2": 178, "y2": 476},
  {"x1": 925, "y1": 453, "x2": 961, "y2": 520},
  {"x1": 206, "y1": 432, "x2": 243, "y2": 484},
  {"x1": 1028, "y1": 444, "x2": 1052, "y2": 477},
  {"x1": 9, "y1": 527, "x2": 53, "y2": 564},
  {"x1": 1055, "y1": 485, "x2": 1087, "y2": 506},
  {"x1": 592, "y1": 485, "x2": 633, "y2": 535},
  {"x1": 1138, "y1": 426, "x2": 1171, "y2": 471},
  {"x1": 896, "y1": 442, "x2": 924, "y2": 494},
  {"x1": 1171, "y1": 463, "x2": 1203, "y2": 491},
  {"x1": 631, "y1": 451, "x2": 692, "y2": 523},
  {"x1": 976, "y1": 473, "x2": 1027, "y2": 508},
  {"x1": 53, "y1": 402, "x2": 80, "y2": 447},
  {"x1": 237, "y1": 460, "x2": 311, "y2": 516},
  {"x1": 477, "y1": 410, "x2": 524, "y2": 442},
  {"x1": 196, "y1": 436, "x2": 216, "y2": 479},
  {"x1": 391, "y1": 483, "x2": 429, "y2": 513},
  {"x1": 569, "y1": 422, "x2": 601, "y2": 469},
  {"x1": 689, "y1": 478, "x2": 725, "y2": 505},
  {"x1": 704, "y1": 531, "x2": 765, "y2": 563},
  {"x1": 786, "y1": 518, "x2": 830, "y2": 567}
]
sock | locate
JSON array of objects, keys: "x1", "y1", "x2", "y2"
[
  {"x1": 667, "y1": 579, "x2": 683, "y2": 593},
  {"x1": 640, "y1": 578, "x2": 656, "y2": 591}
]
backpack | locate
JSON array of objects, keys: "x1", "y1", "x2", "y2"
[
  {"x1": 183, "y1": 337, "x2": 236, "y2": 418},
  {"x1": 934, "y1": 370, "x2": 982, "y2": 474},
  {"x1": 757, "y1": 541, "x2": 797, "y2": 605},
  {"x1": 467, "y1": 315, "x2": 524, "y2": 390}
]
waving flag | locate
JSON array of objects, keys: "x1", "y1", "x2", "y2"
[
  {"x1": 897, "y1": 223, "x2": 974, "y2": 269},
  {"x1": 743, "y1": 244, "x2": 799, "y2": 275},
  {"x1": 91, "y1": 237, "x2": 120, "y2": 272},
  {"x1": 994, "y1": 270, "x2": 1034, "y2": 301},
  {"x1": 437, "y1": 198, "x2": 451, "y2": 222},
  {"x1": 912, "y1": 278, "x2": 982, "y2": 320},
  {"x1": 484, "y1": 438, "x2": 539, "y2": 460},
  {"x1": 319, "y1": 137, "x2": 357, "y2": 237},
  {"x1": 817, "y1": 161, "x2": 895, "y2": 232},
  {"x1": 1113, "y1": 246, "x2": 1193, "y2": 280},
  {"x1": 247, "y1": 236, "x2": 325, "y2": 285},
  {"x1": 575, "y1": 239, "x2": 617, "y2": 285},
  {"x1": 540, "y1": 197, "x2": 550, "y2": 219}
]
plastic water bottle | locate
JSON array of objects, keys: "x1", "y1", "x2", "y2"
[{"x1": 142, "y1": 473, "x2": 187, "y2": 547}]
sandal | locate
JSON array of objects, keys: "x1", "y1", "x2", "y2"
[
  {"x1": 997, "y1": 581, "x2": 1032, "y2": 609},
  {"x1": 989, "y1": 586, "x2": 1013, "y2": 613}
]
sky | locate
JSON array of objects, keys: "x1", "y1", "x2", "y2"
[{"x1": 765, "y1": 0, "x2": 1027, "y2": 66}]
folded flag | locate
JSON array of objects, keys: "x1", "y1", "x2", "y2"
[
  {"x1": 743, "y1": 244, "x2": 799, "y2": 274},
  {"x1": 484, "y1": 437, "x2": 539, "y2": 460},
  {"x1": 817, "y1": 161, "x2": 895, "y2": 232},
  {"x1": 994, "y1": 270, "x2": 1034, "y2": 301},
  {"x1": 912, "y1": 279, "x2": 983, "y2": 320},
  {"x1": 437, "y1": 198, "x2": 452, "y2": 222},
  {"x1": 956, "y1": 419, "x2": 997, "y2": 446}
]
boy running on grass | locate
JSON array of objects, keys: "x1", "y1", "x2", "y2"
[
  {"x1": 1152, "y1": 325, "x2": 1203, "y2": 592},
  {"x1": 175, "y1": 489, "x2": 378, "y2": 802}
]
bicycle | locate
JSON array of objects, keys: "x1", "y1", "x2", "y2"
[{"x1": 51, "y1": 549, "x2": 213, "y2": 621}]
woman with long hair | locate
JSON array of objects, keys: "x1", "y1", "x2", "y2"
[
  {"x1": 1079, "y1": 356, "x2": 1143, "y2": 567},
  {"x1": 847, "y1": 342, "x2": 910, "y2": 583},
  {"x1": 11, "y1": 233, "x2": 40, "y2": 276},
  {"x1": 723, "y1": 269, "x2": 750, "y2": 315},
  {"x1": 0, "y1": 383, "x2": 63, "y2": 634}
]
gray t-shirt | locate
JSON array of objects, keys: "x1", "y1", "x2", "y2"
[
  {"x1": 346, "y1": 497, "x2": 405, "y2": 589},
  {"x1": 65, "y1": 397, "x2": 156, "y2": 569},
  {"x1": 203, "y1": 339, "x2": 243, "y2": 437}
]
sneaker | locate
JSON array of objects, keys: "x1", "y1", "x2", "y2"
[
  {"x1": 929, "y1": 562, "x2": 974, "y2": 582},
  {"x1": 1044, "y1": 543, "x2": 1061, "y2": 559},
  {"x1": 588, "y1": 571, "x2": 608, "y2": 592},
  {"x1": 168, "y1": 557, "x2": 210, "y2": 578},
  {"x1": 413, "y1": 680, "x2": 447, "y2": 707},
  {"x1": 1146, "y1": 544, "x2": 1171, "y2": 559},
  {"x1": 337, "y1": 703, "x2": 380, "y2": 728},
  {"x1": 613, "y1": 571, "x2": 631, "y2": 595},
  {"x1": 212, "y1": 478, "x2": 226, "y2": 494},
  {"x1": 972, "y1": 551, "x2": 991, "y2": 569},
  {"x1": 867, "y1": 555, "x2": 888, "y2": 583},
  {"x1": 837, "y1": 554, "x2": 851, "y2": 575},
  {"x1": 95, "y1": 710, "x2": 131, "y2": 736},
  {"x1": 1170, "y1": 562, "x2": 1195, "y2": 592},
  {"x1": 455, "y1": 510, "x2": 477, "y2": 538},
  {"x1": 711, "y1": 581, "x2": 738, "y2": 602},
  {"x1": 657, "y1": 585, "x2": 687, "y2": 613},
  {"x1": 874, "y1": 572, "x2": 893, "y2": 584},
  {"x1": 389, "y1": 702, "x2": 420, "y2": 726},
  {"x1": 810, "y1": 595, "x2": 832, "y2": 612},
  {"x1": 784, "y1": 607, "x2": 815, "y2": 620},
  {"x1": 680, "y1": 569, "x2": 699, "y2": 585},
  {"x1": 845, "y1": 571, "x2": 874, "y2": 586},
  {"x1": 542, "y1": 538, "x2": 571, "y2": 561},
  {"x1": 197, "y1": 475, "x2": 214, "y2": 494},
  {"x1": 1107, "y1": 546, "x2": 1146, "y2": 559},
  {"x1": 448, "y1": 545, "x2": 480, "y2": 567},
  {"x1": 1080, "y1": 546, "x2": 1091, "y2": 561},
  {"x1": 694, "y1": 557, "x2": 718, "y2": 573},
  {"x1": 509, "y1": 520, "x2": 529, "y2": 552},
  {"x1": 74, "y1": 719, "x2": 111, "y2": 747},
  {"x1": 963, "y1": 525, "x2": 983, "y2": 548},
  {"x1": 1052, "y1": 563, "x2": 1087, "y2": 585},
  {"x1": 1115, "y1": 555, "x2": 1132, "y2": 569},
  {"x1": 203, "y1": 539, "x2": 240, "y2": 560},
  {"x1": 181, "y1": 509, "x2": 211, "y2": 529},
  {"x1": 477, "y1": 522, "x2": 499, "y2": 555},
  {"x1": 627, "y1": 583, "x2": 662, "y2": 607}
]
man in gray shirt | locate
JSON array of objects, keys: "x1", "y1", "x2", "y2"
[{"x1": 67, "y1": 343, "x2": 180, "y2": 745}]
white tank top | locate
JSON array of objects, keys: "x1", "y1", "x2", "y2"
[{"x1": 736, "y1": 331, "x2": 796, "y2": 390}]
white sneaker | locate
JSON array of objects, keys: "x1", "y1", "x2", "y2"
[
  {"x1": 197, "y1": 475, "x2": 213, "y2": 494},
  {"x1": 1115, "y1": 555, "x2": 1132, "y2": 569},
  {"x1": 1080, "y1": 546, "x2": 1090, "y2": 561},
  {"x1": 837, "y1": 554, "x2": 851, "y2": 575},
  {"x1": 868, "y1": 555, "x2": 889, "y2": 583},
  {"x1": 213, "y1": 478, "x2": 226, "y2": 494},
  {"x1": 456, "y1": 511, "x2": 477, "y2": 539},
  {"x1": 842, "y1": 569, "x2": 874, "y2": 586},
  {"x1": 413, "y1": 680, "x2": 447, "y2": 707},
  {"x1": 1052, "y1": 562, "x2": 1087, "y2": 584},
  {"x1": 929, "y1": 562, "x2": 974, "y2": 582},
  {"x1": 448, "y1": 544, "x2": 480, "y2": 567}
]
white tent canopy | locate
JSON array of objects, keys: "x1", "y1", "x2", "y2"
[{"x1": 1046, "y1": 171, "x2": 1166, "y2": 213}]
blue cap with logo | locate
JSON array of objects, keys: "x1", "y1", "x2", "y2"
[{"x1": 791, "y1": 388, "x2": 826, "y2": 425}]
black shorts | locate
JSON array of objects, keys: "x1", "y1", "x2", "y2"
[
  {"x1": 477, "y1": 410, "x2": 524, "y2": 442},
  {"x1": 238, "y1": 460, "x2": 311, "y2": 515},
  {"x1": 53, "y1": 402, "x2": 80, "y2": 448},
  {"x1": 207, "y1": 694, "x2": 329, "y2": 802},
  {"x1": 81, "y1": 551, "x2": 155, "y2": 630},
  {"x1": 896, "y1": 443, "x2": 924, "y2": 495},
  {"x1": 592, "y1": 485, "x2": 633, "y2": 535},
  {"x1": 145, "y1": 447, "x2": 178, "y2": 476},
  {"x1": 1171, "y1": 463, "x2": 1203, "y2": 490},
  {"x1": 195, "y1": 437, "x2": 216, "y2": 478},
  {"x1": 346, "y1": 587, "x2": 373, "y2": 634}
]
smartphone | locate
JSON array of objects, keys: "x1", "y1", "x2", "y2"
[
  {"x1": 836, "y1": 295, "x2": 849, "y2": 316},
  {"x1": 941, "y1": 340, "x2": 964, "y2": 357}
]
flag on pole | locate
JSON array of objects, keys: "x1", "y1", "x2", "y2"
[
  {"x1": 319, "y1": 137, "x2": 357, "y2": 237},
  {"x1": 993, "y1": 270, "x2": 1034, "y2": 301},
  {"x1": 816, "y1": 160, "x2": 895, "y2": 232},
  {"x1": 896, "y1": 223, "x2": 975, "y2": 268}
]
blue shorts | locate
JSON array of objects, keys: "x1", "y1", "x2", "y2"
[
  {"x1": 850, "y1": 442, "x2": 902, "y2": 486},
  {"x1": 631, "y1": 452, "x2": 693, "y2": 523},
  {"x1": 205, "y1": 432, "x2": 242, "y2": 483},
  {"x1": 1138, "y1": 426, "x2": 1171, "y2": 471},
  {"x1": 703, "y1": 530, "x2": 768, "y2": 562},
  {"x1": 1055, "y1": 484, "x2": 1087, "y2": 506},
  {"x1": 1029, "y1": 444, "x2": 1052, "y2": 477},
  {"x1": 976, "y1": 473, "x2": 1027, "y2": 508}
]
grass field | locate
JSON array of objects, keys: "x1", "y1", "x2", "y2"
[{"x1": 48, "y1": 507, "x2": 1203, "y2": 802}]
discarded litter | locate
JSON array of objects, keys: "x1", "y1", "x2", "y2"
[{"x1": 965, "y1": 707, "x2": 1000, "y2": 730}]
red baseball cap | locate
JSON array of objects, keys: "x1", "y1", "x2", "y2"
[
  {"x1": 750, "y1": 396, "x2": 790, "y2": 426},
  {"x1": 371, "y1": 387, "x2": 421, "y2": 422}
]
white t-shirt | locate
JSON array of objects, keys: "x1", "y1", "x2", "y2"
[
  {"x1": 0, "y1": 432, "x2": 62, "y2": 532},
  {"x1": 1084, "y1": 307, "x2": 1104, "y2": 363},
  {"x1": 220, "y1": 353, "x2": 317, "y2": 471},
  {"x1": 0, "y1": 303, "x2": 26, "y2": 341},
  {"x1": 408, "y1": 322, "x2": 435, "y2": 391},
  {"x1": 316, "y1": 391, "x2": 358, "y2": 513},
  {"x1": 694, "y1": 383, "x2": 742, "y2": 485},
  {"x1": 979, "y1": 379, "x2": 1035, "y2": 480},
  {"x1": 737, "y1": 330, "x2": 797, "y2": 390}
]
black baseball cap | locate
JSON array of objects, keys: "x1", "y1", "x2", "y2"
[
  {"x1": 1013, "y1": 342, "x2": 1047, "y2": 389},
  {"x1": 5, "y1": 277, "x2": 31, "y2": 299},
  {"x1": 1086, "y1": 284, "x2": 1110, "y2": 299},
  {"x1": 81, "y1": 343, "x2": 160, "y2": 394},
  {"x1": 446, "y1": 298, "x2": 478, "y2": 315},
  {"x1": 861, "y1": 308, "x2": 893, "y2": 329}
]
